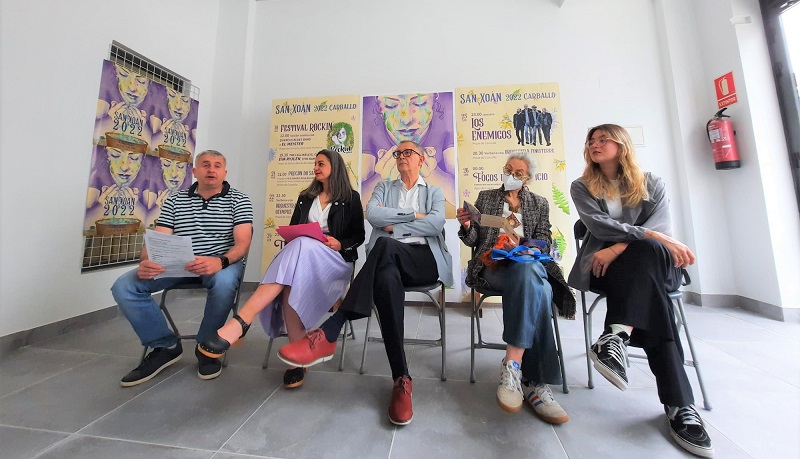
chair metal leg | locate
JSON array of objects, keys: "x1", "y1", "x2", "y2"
[
  {"x1": 263, "y1": 337, "x2": 275, "y2": 369},
  {"x1": 338, "y1": 320, "x2": 348, "y2": 371},
  {"x1": 581, "y1": 291, "x2": 595, "y2": 389},
  {"x1": 360, "y1": 311, "x2": 373, "y2": 374},
  {"x1": 551, "y1": 302, "x2": 568, "y2": 394},
  {"x1": 160, "y1": 290, "x2": 182, "y2": 340},
  {"x1": 674, "y1": 297, "x2": 713, "y2": 411},
  {"x1": 436, "y1": 285, "x2": 447, "y2": 381},
  {"x1": 360, "y1": 286, "x2": 445, "y2": 379},
  {"x1": 475, "y1": 297, "x2": 485, "y2": 347},
  {"x1": 470, "y1": 291, "x2": 477, "y2": 383}
]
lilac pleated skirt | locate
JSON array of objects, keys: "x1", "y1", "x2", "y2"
[{"x1": 258, "y1": 236, "x2": 353, "y2": 338}]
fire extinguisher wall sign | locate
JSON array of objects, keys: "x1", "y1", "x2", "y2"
[{"x1": 706, "y1": 108, "x2": 741, "y2": 170}]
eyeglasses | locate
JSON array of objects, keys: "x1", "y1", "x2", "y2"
[
  {"x1": 586, "y1": 137, "x2": 612, "y2": 147},
  {"x1": 392, "y1": 148, "x2": 422, "y2": 159},
  {"x1": 503, "y1": 167, "x2": 530, "y2": 181}
]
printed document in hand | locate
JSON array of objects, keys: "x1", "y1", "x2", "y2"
[
  {"x1": 144, "y1": 230, "x2": 198, "y2": 279},
  {"x1": 463, "y1": 200, "x2": 519, "y2": 244},
  {"x1": 463, "y1": 200, "x2": 506, "y2": 229}
]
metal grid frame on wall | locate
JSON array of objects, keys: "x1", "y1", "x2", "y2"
[
  {"x1": 108, "y1": 41, "x2": 199, "y2": 98},
  {"x1": 80, "y1": 42, "x2": 198, "y2": 272}
]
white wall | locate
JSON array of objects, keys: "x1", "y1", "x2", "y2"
[
  {"x1": 655, "y1": 0, "x2": 800, "y2": 309},
  {"x1": 0, "y1": 0, "x2": 222, "y2": 337},
  {"x1": 3, "y1": 0, "x2": 798, "y2": 339},
  {"x1": 236, "y1": 0, "x2": 688, "y2": 298},
  {"x1": 653, "y1": 0, "x2": 736, "y2": 297},
  {"x1": 234, "y1": 0, "x2": 798, "y2": 308},
  {"x1": 729, "y1": 0, "x2": 800, "y2": 309}
]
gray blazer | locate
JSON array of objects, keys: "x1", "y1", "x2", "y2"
[
  {"x1": 365, "y1": 179, "x2": 453, "y2": 286},
  {"x1": 568, "y1": 172, "x2": 672, "y2": 290}
]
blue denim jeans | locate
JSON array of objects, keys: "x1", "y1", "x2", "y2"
[
  {"x1": 482, "y1": 261, "x2": 561, "y2": 385},
  {"x1": 524, "y1": 124, "x2": 534, "y2": 143},
  {"x1": 111, "y1": 260, "x2": 244, "y2": 348}
]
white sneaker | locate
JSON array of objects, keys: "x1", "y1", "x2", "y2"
[
  {"x1": 496, "y1": 360, "x2": 523, "y2": 413},
  {"x1": 523, "y1": 382, "x2": 569, "y2": 424}
]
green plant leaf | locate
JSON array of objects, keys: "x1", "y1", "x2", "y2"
[
  {"x1": 552, "y1": 184, "x2": 570, "y2": 215},
  {"x1": 553, "y1": 227, "x2": 567, "y2": 257}
]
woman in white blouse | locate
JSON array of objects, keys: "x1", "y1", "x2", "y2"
[{"x1": 198, "y1": 149, "x2": 364, "y2": 388}]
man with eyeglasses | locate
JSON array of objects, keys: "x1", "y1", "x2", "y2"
[{"x1": 278, "y1": 140, "x2": 452, "y2": 426}]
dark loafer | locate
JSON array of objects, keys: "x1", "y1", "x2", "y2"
[
  {"x1": 283, "y1": 367, "x2": 305, "y2": 389},
  {"x1": 197, "y1": 314, "x2": 250, "y2": 358}
]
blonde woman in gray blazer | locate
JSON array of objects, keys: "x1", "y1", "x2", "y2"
[{"x1": 569, "y1": 124, "x2": 712, "y2": 458}]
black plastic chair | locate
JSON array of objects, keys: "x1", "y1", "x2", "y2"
[
  {"x1": 573, "y1": 220, "x2": 712, "y2": 410},
  {"x1": 360, "y1": 281, "x2": 447, "y2": 381}
]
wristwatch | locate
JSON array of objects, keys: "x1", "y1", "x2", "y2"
[{"x1": 219, "y1": 256, "x2": 230, "y2": 269}]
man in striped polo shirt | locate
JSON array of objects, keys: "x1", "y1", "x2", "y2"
[{"x1": 112, "y1": 150, "x2": 253, "y2": 386}]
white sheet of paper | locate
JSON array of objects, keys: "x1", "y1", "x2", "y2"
[
  {"x1": 144, "y1": 230, "x2": 198, "y2": 279},
  {"x1": 480, "y1": 214, "x2": 507, "y2": 228}
]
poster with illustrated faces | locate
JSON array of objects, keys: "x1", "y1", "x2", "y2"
[
  {"x1": 262, "y1": 95, "x2": 361, "y2": 272},
  {"x1": 82, "y1": 59, "x2": 198, "y2": 270},
  {"x1": 361, "y1": 92, "x2": 457, "y2": 218},
  {"x1": 455, "y1": 83, "x2": 573, "y2": 298}
]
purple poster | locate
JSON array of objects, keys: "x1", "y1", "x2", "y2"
[
  {"x1": 82, "y1": 59, "x2": 198, "y2": 270},
  {"x1": 361, "y1": 92, "x2": 456, "y2": 217}
]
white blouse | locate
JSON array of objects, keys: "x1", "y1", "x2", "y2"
[
  {"x1": 307, "y1": 195, "x2": 332, "y2": 233},
  {"x1": 606, "y1": 180, "x2": 623, "y2": 219},
  {"x1": 501, "y1": 202, "x2": 525, "y2": 238}
]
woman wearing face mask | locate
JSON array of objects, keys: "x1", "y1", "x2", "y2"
[{"x1": 457, "y1": 151, "x2": 575, "y2": 424}]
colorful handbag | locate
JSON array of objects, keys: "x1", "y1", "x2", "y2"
[{"x1": 480, "y1": 234, "x2": 553, "y2": 269}]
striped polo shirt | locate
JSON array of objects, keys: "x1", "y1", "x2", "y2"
[{"x1": 157, "y1": 181, "x2": 253, "y2": 256}]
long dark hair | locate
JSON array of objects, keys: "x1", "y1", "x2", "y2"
[{"x1": 299, "y1": 149, "x2": 354, "y2": 202}]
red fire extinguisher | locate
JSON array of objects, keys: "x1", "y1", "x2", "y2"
[{"x1": 706, "y1": 108, "x2": 741, "y2": 170}]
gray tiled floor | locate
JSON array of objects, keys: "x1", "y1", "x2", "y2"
[{"x1": 2, "y1": 289, "x2": 799, "y2": 459}]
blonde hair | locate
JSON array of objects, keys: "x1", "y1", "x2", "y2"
[{"x1": 581, "y1": 124, "x2": 649, "y2": 206}]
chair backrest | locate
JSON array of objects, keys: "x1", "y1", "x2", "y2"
[{"x1": 573, "y1": 220, "x2": 588, "y2": 250}]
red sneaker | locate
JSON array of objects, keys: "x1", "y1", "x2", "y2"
[
  {"x1": 388, "y1": 375, "x2": 413, "y2": 425},
  {"x1": 277, "y1": 329, "x2": 336, "y2": 367}
]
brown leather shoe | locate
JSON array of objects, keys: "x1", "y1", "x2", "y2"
[{"x1": 388, "y1": 375, "x2": 413, "y2": 425}]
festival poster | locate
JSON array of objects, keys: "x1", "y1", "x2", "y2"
[
  {"x1": 361, "y1": 92, "x2": 456, "y2": 218},
  {"x1": 82, "y1": 59, "x2": 197, "y2": 271},
  {"x1": 262, "y1": 95, "x2": 361, "y2": 271},
  {"x1": 455, "y1": 83, "x2": 573, "y2": 298}
]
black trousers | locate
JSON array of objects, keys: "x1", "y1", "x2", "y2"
[
  {"x1": 543, "y1": 126, "x2": 552, "y2": 144},
  {"x1": 339, "y1": 237, "x2": 439, "y2": 380},
  {"x1": 515, "y1": 127, "x2": 524, "y2": 144},
  {"x1": 590, "y1": 238, "x2": 693, "y2": 407}
]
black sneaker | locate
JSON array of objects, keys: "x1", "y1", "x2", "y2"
[
  {"x1": 590, "y1": 331, "x2": 629, "y2": 390},
  {"x1": 666, "y1": 405, "x2": 714, "y2": 457},
  {"x1": 121, "y1": 343, "x2": 183, "y2": 387},
  {"x1": 195, "y1": 346, "x2": 222, "y2": 380},
  {"x1": 283, "y1": 367, "x2": 305, "y2": 389}
]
